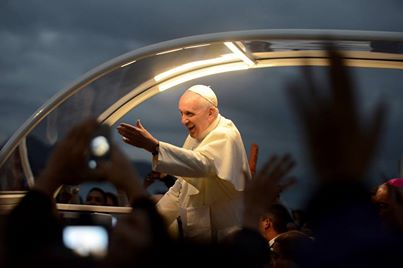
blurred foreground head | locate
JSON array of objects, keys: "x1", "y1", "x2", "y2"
[{"x1": 372, "y1": 178, "x2": 403, "y2": 232}]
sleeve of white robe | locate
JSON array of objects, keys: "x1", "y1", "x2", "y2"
[
  {"x1": 153, "y1": 141, "x2": 216, "y2": 178},
  {"x1": 156, "y1": 178, "x2": 181, "y2": 226},
  {"x1": 152, "y1": 119, "x2": 250, "y2": 191}
]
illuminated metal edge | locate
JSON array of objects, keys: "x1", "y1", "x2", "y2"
[
  {"x1": 0, "y1": 29, "x2": 402, "y2": 200},
  {"x1": 0, "y1": 201, "x2": 133, "y2": 215},
  {"x1": 253, "y1": 50, "x2": 403, "y2": 60},
  {"x1": 57, "y1": 203, "x2": 132, "y2": 214},
  {"x1": 253, "y1": 50, "x2": 403, "y2": 70},
  {"x1": 255, "y1": 58, "x2": 403, "y2": 70},
  {"x1": 18, "y1": 138, "x2": 35, "y2": 187},
  {"x1": 0, "y1": 192, "x2": 27, "y2": 204},
  {"x1": 0, "y1": 191, "x2": 27, "y2": 214}
]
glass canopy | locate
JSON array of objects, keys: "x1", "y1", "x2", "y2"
[{"x1": 1, "y1": 29, "x2": 403, "y2": 212}]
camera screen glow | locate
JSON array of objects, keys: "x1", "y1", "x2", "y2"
[
  {"x1": 63, "y1": 226, "x2": 108, "y2": 257},
  {"x1": 90, "y1": 136, "x2": 110, "y2": 157}
]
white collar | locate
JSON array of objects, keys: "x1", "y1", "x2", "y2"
[{"x1": 196, "y1": 114, "x2": 221, "y2": 142}]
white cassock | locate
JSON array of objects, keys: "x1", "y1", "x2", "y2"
[{"x1": 152, "y1": 114, "x2": 251, "y2": 242}]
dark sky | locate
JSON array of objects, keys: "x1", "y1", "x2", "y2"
[{"x1": 1, "y1": 0, "x2": 403, "y2": 207}]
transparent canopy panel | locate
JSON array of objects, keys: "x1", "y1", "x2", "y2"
[{"x1": 1, "y1": 29, "x2": 402, "y2": 211}]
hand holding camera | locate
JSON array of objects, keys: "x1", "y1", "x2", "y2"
[{"x1": 34, "y1": 118, "x2": 147, "y2": 205}]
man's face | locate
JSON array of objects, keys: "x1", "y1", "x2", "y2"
[
  {"x1": 372, "y1": 183, "x2": 398, "y2": 228},
  {"x1": 85, "y1": 190, "x2": 105, "y2": 206},
  {"x1": 178, "y1": 92, "x2": 214, "y2": 139},
  {"x1": 373, "y1": 184, "x2": 391, "y2": 216},
  {"x1": 258, "y1": 217, "x2": 269, "y2": 237}
]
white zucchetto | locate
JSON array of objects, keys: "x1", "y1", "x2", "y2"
[{"x1": 186, "y1": 85, "x2": 218, "y2": 107}]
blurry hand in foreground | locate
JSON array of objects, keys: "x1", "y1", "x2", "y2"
[
  {"x1": 287, "y1": 47, "x2": 386, "y2": 182},
  {"x1": 243, "y1": 154, "x2": 296, "y2": 230}
]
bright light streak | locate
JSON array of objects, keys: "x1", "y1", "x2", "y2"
[
  {"x1": 156, "y1": 48, "x2": 183, "y2": 55},
  {"x1": 158, "y1": 63, "x2": 249, "y2": 92},
  {"x1": 184, "y1": 44, "x2": 211, "y2": 49},
  {"x1": 120, "y1": 60, "x2": 137, "y2": 68},
  {"x1": 154, "y1": 54, "x2": 238, "y2": 82}
]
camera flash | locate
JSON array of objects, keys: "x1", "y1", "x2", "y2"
[{"x1": 90, "y1": 136, "x2": 110, "y2": 157}]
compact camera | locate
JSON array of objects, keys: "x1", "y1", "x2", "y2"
[
  {"x1": 63, "y1": 225, "x2": 108, "y2": 258},
  {"x1": 62, "y1": 212, "x2": 114, "y2": 258},
  {"x1": 88, "y1": 124, "x2": 111, "y2": 169}
]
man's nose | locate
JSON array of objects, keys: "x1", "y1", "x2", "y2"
[{"x1": 181, "y1": 116, "x2": 189, "y2": 125}]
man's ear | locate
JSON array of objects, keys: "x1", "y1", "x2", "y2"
[{"x1": 208, "y1": 107, "x2": 216, "y2": 121}]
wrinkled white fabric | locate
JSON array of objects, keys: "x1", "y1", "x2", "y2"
[{"x1": 153, "y1": 115, "x2": 251, "y2": 242}]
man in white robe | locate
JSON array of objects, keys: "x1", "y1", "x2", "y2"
[{"x1": 117, "y1": 85, "x2": 251, "y2": 242}]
